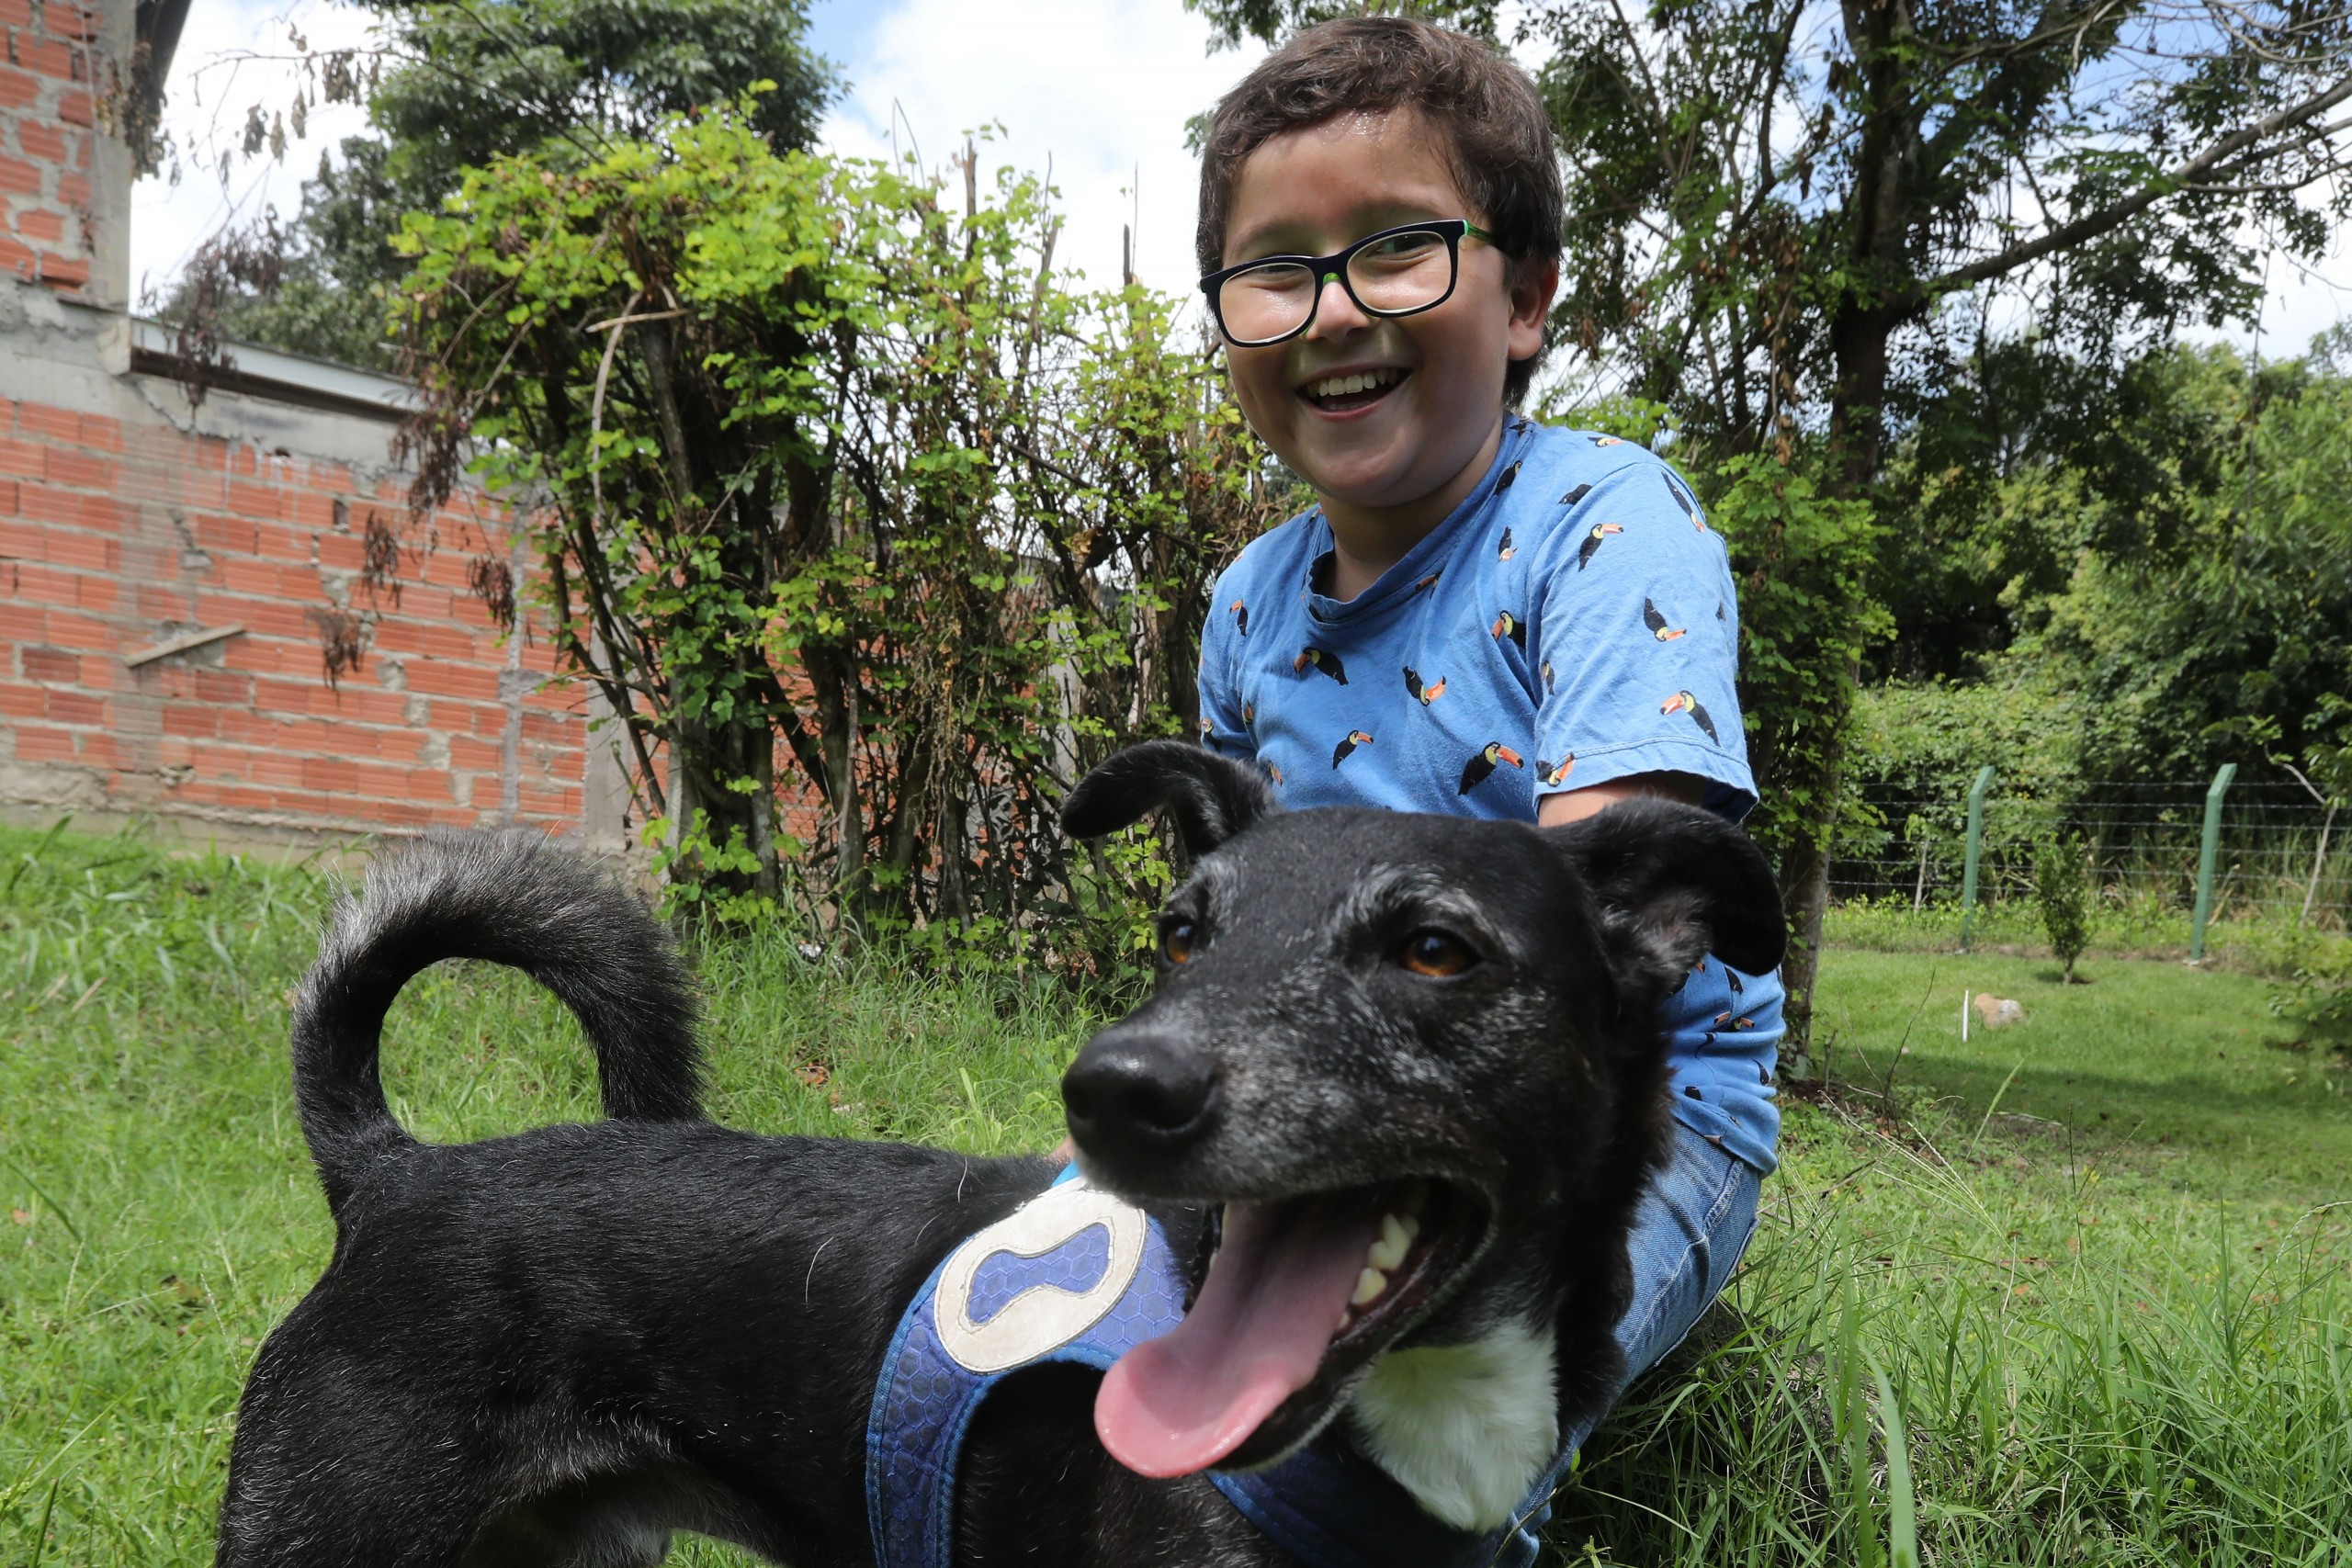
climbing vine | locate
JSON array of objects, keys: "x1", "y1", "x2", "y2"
[{"x1": 1703, "y1": 453, "x2": 1889, "y2": 1041}]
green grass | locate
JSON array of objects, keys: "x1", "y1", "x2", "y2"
[
  {"x1": 1806, "y1": 949, "x2": 2352, "y2": 1204},
  {"x1": 3, "y1": 821, "x2": 2347, "y2": 1565}
]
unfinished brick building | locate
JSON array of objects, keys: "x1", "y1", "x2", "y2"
[{"x1": 1, "y1": 0, "x2": 625, "y2": 848}]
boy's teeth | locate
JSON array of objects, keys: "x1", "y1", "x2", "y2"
[
  {"x1": 1367, "y1": 1211, "x2": 1417, "y2": 1271},
  {"x1": 1351, "y1": 1266, "x2": 1389, "y2": 1307},
  {"x1": 1309, "y1": 368, "x2": 1399, "y2": 399}
]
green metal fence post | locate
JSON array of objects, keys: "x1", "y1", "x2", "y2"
[
  {"x1": 2189, "y1": 761, "x2": 2238, "y2": 964},
  {"x1": 1959, "y1": 765, "x2": 1996, "y2": 953}
]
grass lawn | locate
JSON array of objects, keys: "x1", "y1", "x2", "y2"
[
  {"x1": 3, "y1": 820, "x2": 2347, "y2": 1565},
  {"x1": 1808, "y1": 948, "x2": 2352, "y2": 1206}
]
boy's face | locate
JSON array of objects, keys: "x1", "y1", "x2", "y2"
[{"x1": 1218, "y1": 109, "x2": 1553, "y2": 524}]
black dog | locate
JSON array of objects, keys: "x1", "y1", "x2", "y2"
[{"x1": 216, "y1": 740, "x2": 1782, "y2": 1565}]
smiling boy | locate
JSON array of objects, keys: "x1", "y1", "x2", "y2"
[{"x1": 1186, "y1": 17, "x2": 1786, "y2": 1565}]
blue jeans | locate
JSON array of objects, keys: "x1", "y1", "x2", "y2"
[{"x1": 1488, "y1": 1122, "x2": 1763, "y2": 1568}]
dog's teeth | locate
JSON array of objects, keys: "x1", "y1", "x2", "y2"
[
  {"x1": 1367, "y1": 1213, "x2": 1412, "y2": 1271},
  {"x1": 1351, "y1": 1266, "x2": 1388, "y2": 1307}
]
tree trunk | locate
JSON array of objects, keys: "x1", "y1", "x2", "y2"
[
  {"x1": 1779, "y1": 0, "x2": 1918, "y2": 1052},
  {"x1": 1775, "y1": 291, "x2": 1892, "y2": 1051},
  {"x1": 1765, "y1": 685, "x2": 1849, "y2": 1060}
]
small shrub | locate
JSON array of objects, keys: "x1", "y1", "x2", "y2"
[
  {"x1": 2033, "y1": 832, "x2": 2091, "y2": 980},
  {"x1": 2267, "y1": 936, "x2": 2352, "y2": 1051}
]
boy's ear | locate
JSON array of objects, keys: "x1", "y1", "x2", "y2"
[
  {"x1": 1506, "y1": 256, "x2": 1558, "y2": 364},
  {"x1": 1548, "y1": 799, "x2": 1786, "y2": 987},
  {"x1": 1061, "y1": 740, "x2": 1280, "y2": 857}
]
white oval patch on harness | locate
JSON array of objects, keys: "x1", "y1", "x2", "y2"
[{"x1": 933, "y1": 1181, "x2": 1149, "y2": 1373}]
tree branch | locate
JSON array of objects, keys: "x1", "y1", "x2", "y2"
[{"x1": 1919, "y1": 72, "x2": 2352, "y2": 300}]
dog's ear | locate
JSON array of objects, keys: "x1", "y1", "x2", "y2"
[
  {"x1": 1549, "y1": 799, "x2": 1786, "y2": 986},
  {"x1": 1062, "y1": 740, "x2": 1279, "y2": 857}
]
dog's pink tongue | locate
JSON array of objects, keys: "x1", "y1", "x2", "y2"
[{"x1": 1095, "y1": 1195, "x2": 1379, "y2": 1477}]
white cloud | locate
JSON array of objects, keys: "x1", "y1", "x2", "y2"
[{"x1": 820, "y1": 0, "x2": 1267, "y2": 308}]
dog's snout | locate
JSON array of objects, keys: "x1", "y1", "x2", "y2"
[{"x1": 1062, "y1": 1032, "x2": 1219, "y2": 1154}]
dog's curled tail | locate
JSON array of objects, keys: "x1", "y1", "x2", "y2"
[{"x1": 293, "y1": 830, "x2": 700, "y2": 1214}]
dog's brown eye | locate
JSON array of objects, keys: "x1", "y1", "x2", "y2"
[
  {"x1": 1398, "y1": 930, "x2": 1476, "y2": 977},
  {"x1": 1160, "y1": 920, "x2": 1198, "y2": 966}
]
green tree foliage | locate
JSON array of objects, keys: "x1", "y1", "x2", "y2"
[
  {"x1": 368, "y1": 0, "x2": 833, "y2": 188},
  {"x1": 1541, "y1": 0, "x2": 2351, "y2": 487},
  {"x1": 157, "y1": 0, "x2": 834, "y2": 369},
  {"x1": 2020, "y1": 347, "x2": 2352, "y2": 787},
  {"x1": 1871, "y1": 343, "x2": 2171, "y2": 682},
  {"x1": 392, "y1": 105, "x2": 1280, "y2": 938},
  {"x1": 1871, "y1": 336, "x2": 2341, "y2": 683}
]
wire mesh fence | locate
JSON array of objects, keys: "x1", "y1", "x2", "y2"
[{"x1": 1828, "y1": 777, "x2": 2350, "y2": 931}]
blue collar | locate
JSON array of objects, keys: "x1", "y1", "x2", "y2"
[{"x1": 865, "y1": 1171, "x2": 1531, "y2": 1568}]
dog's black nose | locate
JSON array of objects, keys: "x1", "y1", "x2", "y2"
[{"x1": 1062, "y1": 1032, "x2": 1219, "y2": 1154}]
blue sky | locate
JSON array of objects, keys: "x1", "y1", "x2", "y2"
[{"x1": 804, "y1": 0, "x2": 877, "y2": 84}]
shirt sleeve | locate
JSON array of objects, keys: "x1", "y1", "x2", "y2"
[
  {"x1": 1196, "y1": 565, "x2": 1259, "y2": 765},
  {"x1": 1525, "y1": 457, "x2": 1757, "y2": 819}
]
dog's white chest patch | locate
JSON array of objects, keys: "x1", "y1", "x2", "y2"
[
  {"x1": 1345, "y1": 1323, "x2": 1559, "y2": 1532},
  {"x1": 933, "y1": 1181, "x2": 1148, "y2": 1373}
]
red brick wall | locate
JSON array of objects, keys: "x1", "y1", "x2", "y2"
[
  {"x1": 0, "y1": 392, "x2": 590, "y2": 834},
  {"x1": 0, "y1": 0, "x2": 99, "y2": 292}
]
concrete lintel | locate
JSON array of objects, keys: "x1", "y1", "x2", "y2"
[{"x1": 128, "y1": 316, "x2": 417, "y2": 423}]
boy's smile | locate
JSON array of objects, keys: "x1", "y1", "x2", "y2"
[{"x1": 1218, "y1": 108, "x2": 1554, "y2": 590}]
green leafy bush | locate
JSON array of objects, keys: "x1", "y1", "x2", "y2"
[
  {"x1": 2033, "y1": 832, "x2": 2091, "y2": 980},
  {"x1": 2268, "y1": 935, "x2": 2352, "y2": 1051},
  {"x1": 390, "y1": 100, "x2": 1281, "y2": 955}
]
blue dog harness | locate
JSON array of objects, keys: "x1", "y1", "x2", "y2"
[
  {"x1": 865, "y1": 1171, "x2": 1190, "y2": 1568},
  {"x1": 864, "y1": 1171, "x2": 1531, "y2": 1568}
]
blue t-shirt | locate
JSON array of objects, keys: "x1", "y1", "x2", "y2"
[{"x1": 1196, "y1": 418, "x2": 1782, "y2": 1174}]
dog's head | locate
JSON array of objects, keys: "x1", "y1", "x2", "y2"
[{"x1": 1058, "y1": 739, "x2": 1783, "y2": 1483}]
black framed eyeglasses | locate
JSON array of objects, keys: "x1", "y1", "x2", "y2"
[{"x1": 1198, "y1": 219, "x2": 1499, "y2": 348}]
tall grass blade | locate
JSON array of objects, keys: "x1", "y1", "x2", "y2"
[{"x1": 1869, "y1": 1358, "x2": 1918, "y2": 1568}]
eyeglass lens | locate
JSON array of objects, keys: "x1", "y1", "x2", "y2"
[{"x1": 1216, "y1": 229, "x2": 1456, "y2": 345}]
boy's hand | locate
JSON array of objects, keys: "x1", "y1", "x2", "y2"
[{"x1": 1538, "y1": 771, "x2": 1705, "y2": 826}]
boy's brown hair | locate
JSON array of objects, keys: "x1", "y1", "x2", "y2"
[{"x1": 1196, "y1": 16, "x2": 1564, "y2": 404}]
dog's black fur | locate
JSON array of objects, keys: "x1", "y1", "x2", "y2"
[{"x1": 217, "y1": 741, "x2": 1783, "y2": 1566}]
